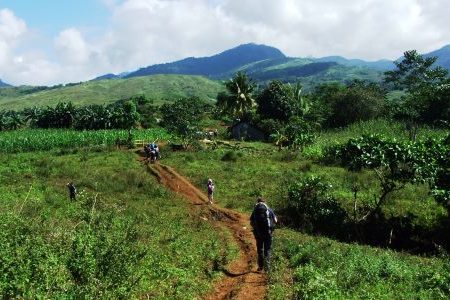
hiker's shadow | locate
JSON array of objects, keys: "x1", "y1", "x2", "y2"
[{"x1": 221, "y1": 268, "x2": 254, "y2": 277}]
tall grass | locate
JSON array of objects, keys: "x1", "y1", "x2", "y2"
[{"x1": 0, "y1": 128, "x2": 171, "y2": 153}]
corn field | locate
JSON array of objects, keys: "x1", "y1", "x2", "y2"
[{"x1": 0, "y1": 128, "x2": 171, "y2": 153}]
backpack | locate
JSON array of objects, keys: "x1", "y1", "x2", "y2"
[
  {"x1": 251, "y1": 202, "x2": 275, "y2": 232},
  {"x1": 207, "y1": 183, "x2": 214, "y2": 193}
]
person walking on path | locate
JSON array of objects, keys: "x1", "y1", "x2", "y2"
[
  {"x1": 207, "y1": 178, "x2": 215, "y2": 204},
  {"x1": 67, "y1": 182, "x2": 77, "y2": 200},
  {"x1": 250, "y1": 197, "x2": 278, "y2": 272}
]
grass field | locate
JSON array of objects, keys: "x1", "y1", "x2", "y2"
[
  {"x1": 269, "y1": 229, "x2": 450, "y2": 299},
  {"x1": 1, "y1": 119, "x2": 448, "y2": 298},
  {"x1": 0, "y1": 149, "x2": 236, "y2": 298},
  {"x1": 0, "y1": 128, "x2": 171, "y2": 153},
  {"x1": 160, "y1": 119, "x2": 449, "y2": 298},
  {"x1": 0, "y1": 74, "x2": 225, "y2": 110}
]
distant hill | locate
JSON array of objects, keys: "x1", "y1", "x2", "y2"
[
  {"x1": 3, "y1": 43, "x2": 450, "y2": 110},
  {"x1": 119, "y1": 43, "x2": 384, "y2": 87},
  {"x1": 0, "y1": 75, "x2": 224, "y2": 110},
  {"x1": 424, "y1": 44, "x2": 450, "y2": 70},
  {"x1": 126, "y1": 43, "x2": 286, "y2": 78},
  {"x1": 92, "y1": 71, "x2": 130, "y2": 81},
  {"x1": 313, "y1": 56, "x2": 394, "y2": 71},
  {"x1": 0, "y1": 79, "x2": 12, "y2": 88},
  {"x1": 89, "y1": 43, "x2": 450, "y2": 90}
]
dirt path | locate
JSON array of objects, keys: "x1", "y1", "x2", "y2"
[{"x1": 146, "y1": 162, "x2": 267, "y2": 300}]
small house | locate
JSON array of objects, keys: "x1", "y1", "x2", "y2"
[{"x1": 230, "y1": 121, "x2": 268, "y2": 141}]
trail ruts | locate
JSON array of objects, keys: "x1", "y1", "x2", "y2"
[{"x1": 146, "y1": 163, "x2": 267, "y2": 300}]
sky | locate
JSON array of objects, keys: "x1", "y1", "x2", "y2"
[{"x1": 0, "y1": 0, "x2": 449, "y2": 86}]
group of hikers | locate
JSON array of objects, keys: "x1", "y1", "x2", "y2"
[
  {"x1": 67, "y1": 148, "x2": 277, "y2": 273},
  {"x1": 144, "y1": 142, "x2": 160, "y2": 162},
  {"x1": 206, "y1": 178, "x2": 277, "y2": 272}
]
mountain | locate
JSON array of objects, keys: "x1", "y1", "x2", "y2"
[
  {"x1": 120, "y1": 43, "x2": 384, "y2": 87},
  {"x1": 0, "y1": 79, "x2": 12, "y2": 88},
  {"x1": 313, "y1": 56, "x2": 394, "y2": 71},
  {"x1": 93, "y1": 73, "x2": 119, "y2": 80},
  {"x1": 93, "y1": 43, "x2": 450, "y2": 87},
  {"x1": 424, "y1": 44, "x2": 450, "y2": 70},
  {"x1": 125, "y1": 43, "x2": 286, "y2": 78},
  {"x1": 92, "y1": 71, "x2": 130, "y2": 81}
]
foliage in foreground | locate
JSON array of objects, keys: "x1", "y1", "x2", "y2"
[
  {"x1": 0, "y1": 150, "x2": 232, "y2": 298},
  {"x1": 269, "y1": 229, "x2": 450, "y2": 300}
]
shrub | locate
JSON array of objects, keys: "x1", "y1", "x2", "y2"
[
  {"x1": 283, "y1": 176, "x2": 347, "y2": 235},
  {"x1": 221, "y1": 150, "x2": 240, "y2": 162}
]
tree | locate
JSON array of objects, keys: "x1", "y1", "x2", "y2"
[
  {"x1": 109, "y1": 101, "x2": 140, "y2": 130},
  {"x1": 329, "y1": 134, "x2": 450, "y2": 220},
  {"x1": 216, "y1": 71, "x2": 256, "y2": 120},
  {"x1": 384, "y1": 50, "x2": 450, "y2": 124},
  {"x1": 309, "y1": 81, "x2": 386, "y2": 128},
  {"x1": 75, "y1": 104, "x2": 112, "y2": 130},
  {"x1": 384, "y1": 50, "x2": 448, "y2": 93},
  {"x1": 0, "y1": 110, "x2": 23, "y2": 130},
  {"x1": 160, "y1": 97, "x2": 205, "y2": 148},
  {"x1": 256, "y1": 80, "x2": 298, "y2": 121}
]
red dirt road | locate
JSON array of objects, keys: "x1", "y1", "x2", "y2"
[{"x1": 146, "y1": 163, "x2": 267, "y2": 300}]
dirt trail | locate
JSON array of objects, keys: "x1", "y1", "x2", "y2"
[{"x1": 146, "y1": 162, "x2": 267, "y2": 300}]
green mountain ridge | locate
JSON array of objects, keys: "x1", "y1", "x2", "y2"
[
  {"x1": 0, "y1": 75, "x2": 224, "y2": 110},
  {"x1": 2, "y1": 43, "x2": 449, "y2": 110}
]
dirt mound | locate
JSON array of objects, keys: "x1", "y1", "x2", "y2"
[{"x1": 147, "y1": 163, "x2": 267, "y2": 300}]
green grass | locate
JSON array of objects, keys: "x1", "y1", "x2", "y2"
[
  {"x1": 0, "y1": 150, "x2": 235, "y2": 298},
  {"x1": 162, "y1": 122, "x2": 445, "y2": 223},
  {"x1": 1, "y1": 118, "x2": 447, "y2": 298},
  {"x1": 303, "y1": 119, "x2": 449, "y2": 159},
  {"x1": 0, "y1": 74, "x2": 225, "y2": 110},
  {"x1": 0, "y1": 128, "x2": 171, "y2": 153},
  {"x1": 269, "y1": 229, "x2": 450, "y2": 299},
  {"x1": 160, "y1": 119, "x2": 449, "y2": 298}
]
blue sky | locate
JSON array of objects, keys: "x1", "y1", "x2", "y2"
[
  {"x1": 0, "y1": 0, "x2": 110, "y2": 35},
  {"x1": 0, "y1": 0, "x2": 449, "y2": 86}
]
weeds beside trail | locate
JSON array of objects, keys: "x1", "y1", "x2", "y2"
[{"x1": 146, "y1": 162, "x2": 268, "y2": 300}]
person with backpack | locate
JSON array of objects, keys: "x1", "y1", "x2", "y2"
[
  {"x1": 207, "y1": 178, "x2": 215, "y2": 204},
  {"x1": 67, "y1": 182, "x2": 77, "y2": 200},
  {"x1": 250, "y1": 197, "x2": 277, "y2": 272}
]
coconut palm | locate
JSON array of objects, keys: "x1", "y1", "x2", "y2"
[{"x1": 217, "y1": 71, "x2": 256, "y2": 120}]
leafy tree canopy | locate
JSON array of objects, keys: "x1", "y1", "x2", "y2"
[{"x1": 216, "y1": 71, "x2": 256, "y2": 120}]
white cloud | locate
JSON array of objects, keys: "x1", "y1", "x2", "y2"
[
  {"x1": 0, "y1": 9, "x2": 26, "y2": 66},
  {"x1": 1, "y1": 0, "x2": 450, "y2": 85},
  {"x1": 55, "y1": 28, "x2": 91, "y2": 64}
]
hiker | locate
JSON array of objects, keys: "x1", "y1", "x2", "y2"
[
  {"x1": 150, "y1": 142, "x2": 160, "y2": 161},
  {"x1": 144, "y1": 144, "x2": 151, "y2": 160},
  {"x1": 67, "y1": 182, "x2": 77, "y2": 200},
  {"x1": 250, "y1": 197, "x2": 277, "y2": 272},
  {"x1": 207, "y1": 178, "x2": 215, "y2": 204}
]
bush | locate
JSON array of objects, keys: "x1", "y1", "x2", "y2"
[
  {"x1": 221, "y1": 150, "x2": 241, "y2": 162},
  {"x1": 283, "y1": 176, "x2": 347, "y2": 235}
]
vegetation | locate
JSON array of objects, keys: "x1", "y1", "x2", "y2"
[
  {"x1": 0, "y1": 128, "x2": 170, "y2": 153},
  {"x1": 216, "y1": 71, "x2": 257, "y2": 120},
  {"x1": 385, "y1": 50, "x2": 450, "y2": 125},
  {"x1": 0, "y1": 75, "x2": 224, "y2": 110},
  {"x1": 0, "y1": 150, "x2": 235, "y2": 298},
  {"x1": 1, "y1": 48, "x2": 449, "y2": 298},
  {"x1": 160, "y1": 97, "x2": 212, "y2": 148},
  {"x1": 269, "y1": 230, "x2": 450, "y2": 299}
]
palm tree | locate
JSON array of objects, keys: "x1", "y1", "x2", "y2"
[
  {"x1": 286, "y1": 82, "x2": 310, "y2": 117},
  {"x1": 218, "y1": 71, "x2": 256, "y2": 120}
]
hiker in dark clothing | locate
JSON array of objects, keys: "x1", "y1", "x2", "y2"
[
  {"x1": 250, "y1": 197, "x2": 277, "y2": 272},
  {"x1": 67, "y1": 182, "x2": 77, "y2": 200}
]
